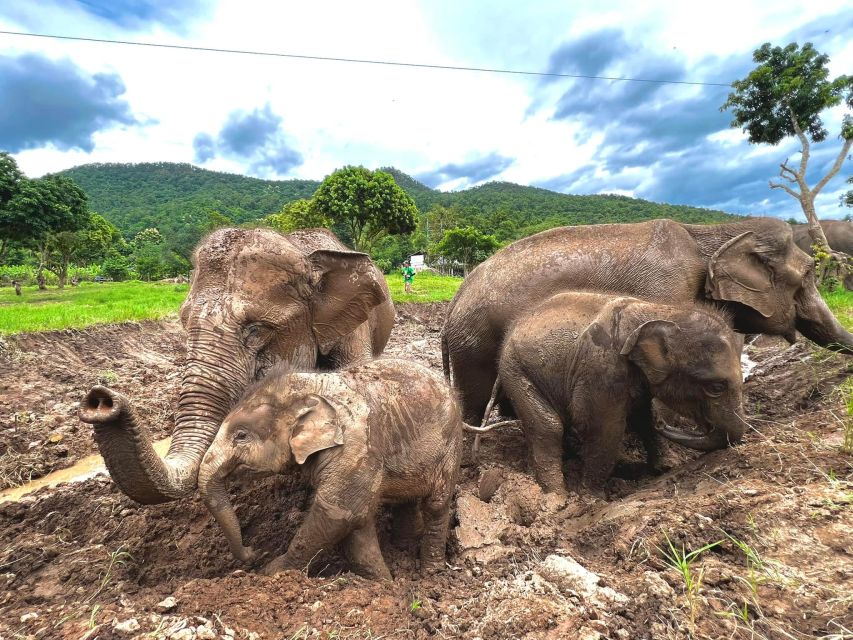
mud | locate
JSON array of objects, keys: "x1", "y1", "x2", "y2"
[{"x1": 1, "y1": 303, "x2": 851, "y2": 639}]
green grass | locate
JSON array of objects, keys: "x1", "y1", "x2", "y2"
[
  {"x1": 384, "y1": 271, "x2": 462, "y2": 303},
  {"x1": 0, "y1": 281, "x2": 188, "y2": 334},
  {"x1": 821, "y1": 287, "x2": 853, "y2": 330},
  {"x1": 1, "y1": 276, "x2": 847, "y2": 335},
  {"x1": 0, "y1": 273, "x2": 462, "y2": 334}
]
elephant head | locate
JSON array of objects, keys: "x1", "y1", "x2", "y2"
[
  {"x1": 79, "y1": 228, "x2": 387, "y2": 504},
  {"x1": 196, "y1": 372, "x2": 353, "y2": 561},
  {"x1": 685, "y1": 218, "x2": 853, "y2": 353},
  {"x1": 620, "y1": 309, "x2": 746, "y2": 451}
]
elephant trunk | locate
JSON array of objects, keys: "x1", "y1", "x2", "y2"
[
  {"x1": 197, "y1": 446, "x2": 254, "y2": 562},
  {"x1": 795, "y1": 282, "x2": 853, "y2": 354},
  {"x1": 79, "y1": 327, "x2": 251, "y2": 504},
  {"x1": 659, "y1": 406, "x2": 747, "y2": 452}
]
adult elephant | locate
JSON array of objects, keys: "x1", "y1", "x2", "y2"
[
  {"x1": 792, "y1": 220, "x2": 853, "y2": 289},
  {"x1": 79, "y1": 227, "x2": 395, "y2": 505},
  {"x1": 442, "y1": 217, "x2": 853, "y2": 423}
]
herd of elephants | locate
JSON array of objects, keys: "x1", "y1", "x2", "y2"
[{"x1": 76, "y1": 217, "x2": 853, "y2": 580}]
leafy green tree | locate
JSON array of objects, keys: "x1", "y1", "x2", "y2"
[
  {"x1": 260, "y1": 198, "x2": 331, "y2": 233},
  {"x1": 721, "y1": 42, "x2": 853, "y2": 251},
  {"x1": 133, "y1": 227, "x2": 163, "y2": 247},
  {"x1": 205, "y1": 210, "x2": 234, "y2": 232},
  {"x1": 0, "y1": 152, "x2": 24, "y2": 263},
  {"x1": 101, "y1": 251, "x2": 131, "y2": 281},
  {"x1": 135, "y1": 243, "x2": 165, "y2": 281},
  {"x1": 424, "y1": 204, "x2": 461, "y2": 245},
  {"x1": 433, "y1": 226, "x2": 500, "y2": 276},
  {"x1": 842, "y1": 176, "x2": 852, "y2": 209},
  {"x1": 312, "y1": 166, "x2": 417, "y2": 251}
]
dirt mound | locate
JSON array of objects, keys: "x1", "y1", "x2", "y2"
[
  {"x1": 0, "y1": 321, "x2": 185, "y2": 489},
  {"x1": 1, "y1": 306, "x2": 851, "y2": 639}
]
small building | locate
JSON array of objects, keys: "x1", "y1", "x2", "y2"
[{"x1": 408, "y1": 254, "x2": 427, "y2": 272}]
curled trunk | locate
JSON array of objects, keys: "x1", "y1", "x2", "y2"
[
  {"x1": 659, "y1": 410, "x2": 747, "y2": 452},
  {"x1": 79, "y1": 329, "x2": 248, "y2": 504}
]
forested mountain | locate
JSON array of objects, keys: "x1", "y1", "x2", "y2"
[{"x1": 58, "y1": 162, "x2": 739, "y2": 243}]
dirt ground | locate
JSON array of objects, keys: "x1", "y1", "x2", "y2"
[{"x1": 0, "y1": 303, "x2": 851, "y2": 639}]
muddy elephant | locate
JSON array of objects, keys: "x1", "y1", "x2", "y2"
[
  {"x1": 792, "y1": 220, "x2": 853, "y2": 290},
  {"x1": 495, "y1": 292, "x2": 744, "y2": 495},
  {"x1": 79, "y1": 227, "x2": 395, "y2": 505},
  {"x1": 442, "y1": 217, "x2": 853, "y2": 423},
  {"x1": 197, "y1": 358, "x2": 463, "y2": 579}
]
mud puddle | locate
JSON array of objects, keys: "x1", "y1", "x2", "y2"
[{"x1": 0, "y1": 437, "x2": 171, "y2": 503}]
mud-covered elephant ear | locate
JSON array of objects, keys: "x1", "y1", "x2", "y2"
[
  {"x1": 308, "y1": 249, "x2": 387, "y2": 354},
  {"x1": 289, "y1": 395, "x2": 345, "y2": 464},
  {"x1": 620, "y1": 320, "x2": 679, "y2": 384},
  {"x1": 706, "y1": 231, "x2": 775, "y2": 318}
]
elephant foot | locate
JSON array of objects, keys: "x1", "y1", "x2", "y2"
[{"x1": 260, "y1": 554, "x2": 295, "y2": 576}]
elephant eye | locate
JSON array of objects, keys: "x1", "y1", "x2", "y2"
[
  {"x1": 704, "y1": 381, "x2": 727, "y2": 397},
  {"x1": 242, "y1": 322, "x2": 273, "y2": 349},
  {"x1": 233, "y1": 429, "x2": 251, "y2": 444}
]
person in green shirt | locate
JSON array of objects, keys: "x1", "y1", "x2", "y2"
[{"x1": 401, "y1": 260, "x2": 415, "y2": 294}]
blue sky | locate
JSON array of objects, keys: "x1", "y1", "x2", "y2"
[{"x1": 0, "y1": 0, "x2": 851, "y2": 220}]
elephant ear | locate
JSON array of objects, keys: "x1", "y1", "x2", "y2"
[
  {"x1": 706, "y1": 232, "x2": 775, "y2": 318},
  {"x1": 620, "y1": 320, "x2": 679, "y2": 385},
  {"x1": 289, "y1": 395, "x2": 345, "y2": 465},
  {"x1": 308, "y1": 249, "x2": 387, "y2": 354}
]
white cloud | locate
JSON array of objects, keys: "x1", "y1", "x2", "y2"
[{"x1": 0, "y1": 0, "x2": 850, "y2": 219}]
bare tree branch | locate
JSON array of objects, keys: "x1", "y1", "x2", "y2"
[
  {"x1": 789, "y1": 107, "x2": 810, "y2": 181},
  {"x1": 778, "y1": 159, "x2": 798, "y2": 183},
  {"x1": 813, "y1": 137, "x2": 853, "y2": 196},
  {"x1": 769, "y1": 180, "x2": 801, "y2": 200}
]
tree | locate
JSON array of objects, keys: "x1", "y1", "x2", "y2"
[
  {"x1": 205, "y1": 210, "x2": 234, "y2": 232},
  {"x1": 433, "y1": 226, "x2": 500, "y2": 276},
  {"x1": 133, "y1": 227, "x2": 164, "y2": 247},
  {"x1": 0, "y1": 152, "x2": 24, "y2": 263},
  {"x1": 722, "y1": 42, "x2": 853, "y2": 255},
  {"x1": 260, "y1": 199, "x2": 331, "y2": 233},
  {"x1": 842, "y1": 176, "x2": 853, "y2": 209},
  {"x1": 132, "y1": 228, "x2": 165, "y2": 281},
  {"x1": 312, "y1": 166, "x2": 417, "y2": 252}
]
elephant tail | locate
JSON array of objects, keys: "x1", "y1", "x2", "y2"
[{"x1": 463, "y1": 419, "x2": 519, "y2": 433}]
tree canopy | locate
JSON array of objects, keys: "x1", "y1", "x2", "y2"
[
  {"x1": 433, "y1": 226, "x2": 501, "y2": 276},
  {"x1": 722, "y1": 41, "x2": 853, "y2": 272},
  {"x1": 312, "y1": 166, "x2": 418, "y2": 252}
]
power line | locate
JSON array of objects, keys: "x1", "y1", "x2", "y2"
[{"x1": 0, "y1": 29, "x2": 733, "y2": 88}]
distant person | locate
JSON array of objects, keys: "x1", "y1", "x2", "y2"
[
  {"x1": 12, "y1": 279, "x2": 21, "y2": 296},
  {"x1": 36, "y1": 272, "x2": 46, "y2": 290},
  {"x1": 401, "y1": 260, "x2": 415, "y2": 294}
]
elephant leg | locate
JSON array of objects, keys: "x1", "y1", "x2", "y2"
[
  {"x1": 419, "y1": 495, "x2": 452, "y2": 573},
  {"x1": 452, "y1": 354, "x2": 498, "y2": 424},
  {"x1": 630, "y1": 397, "x2": 661, "y2": 472},
  {"x1": 262, "y1": 493, "x2": 356, "y2": 576},
  {"x1": 507, "y1": 384, "x2": 567, "y2": 496},
  {"x1": 344, "y1": 520, "x2": 391, "y2": 580},
  {"x1": 391, "y1": 501, "x2": 423, "y2": 547},
  {"x1": 579, "y1": 402, "x2": 629, "y2": 490}
]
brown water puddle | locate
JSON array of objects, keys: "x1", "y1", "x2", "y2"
[{"x1": 0, "y1": 437, "x2": 172, "y2": 503}]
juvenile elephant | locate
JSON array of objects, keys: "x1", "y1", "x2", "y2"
[
  {"x1": 443, "y1": 217, "x2": 853, "y2": 423},
  {"x1": 79, "y1": 228, "x2": 395, "y2": 505},
  {"x1": 197, "y1": 358, "x2": 463, "y2": 579},
  {"x1": 498, "y1": 292, "x2": 745, "y2": 495},
  {"x1": 792, "y1": 220, "x2": 853, "y2": 289}
]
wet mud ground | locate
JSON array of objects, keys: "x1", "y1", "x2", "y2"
[{"x1": 0, "y1": 303, "x2": 851, "y2": 639}]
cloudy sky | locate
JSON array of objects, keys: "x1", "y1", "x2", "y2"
[{"x1": 1, "y1": 0, "x2": 851, "y2": 219}]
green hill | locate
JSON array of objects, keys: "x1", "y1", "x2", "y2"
[{"x1": 57, "y1": 162, "x2": 739, "y2": 249}]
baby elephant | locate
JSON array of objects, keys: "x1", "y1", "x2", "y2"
[
  {"x1": 498, "y1": 291, "x2": 746, "y2": 495},
  {"x1": 198, "y1": 358, "x2": 463, "y2": 579}
]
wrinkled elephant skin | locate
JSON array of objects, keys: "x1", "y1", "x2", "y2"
[
  {"x1": 197, "y1": 358, "x2": 463, "y2": 579},
  {"x1": 442, "y1": 218, "x2": 853, "y2": 423},
  {"x1": 79, "y1": 228, "x2": 395, "y2": 504},
  {"x1": 499, "y1": 292, "x2": 746, "y2": 495}
]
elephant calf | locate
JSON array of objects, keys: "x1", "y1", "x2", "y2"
[
  {"x1": 198, "y1": 358, "x2": 463, "y2": 579},
  {"x1": 498, "y1": 291, "x2": 746, "y2": 495}
]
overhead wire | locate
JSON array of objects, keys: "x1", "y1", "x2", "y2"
[{"x1": 0, "y1": 29, "x2": 733, "y2": 88}]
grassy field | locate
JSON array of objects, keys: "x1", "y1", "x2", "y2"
[
  {"x1": 822, "y1": 287, "x2": 853, "y2": 330},
  {"x1": 2, "y1": 277, "x2": 851, "y2": 335},
  {"x1": 0, "y1": 282, "x2": 189, "y2": 334},
  {"x1": 0, "y1": 273, "x2": 463, "y2": 334}
]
